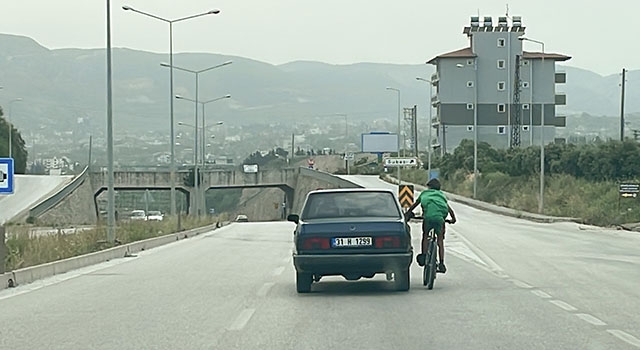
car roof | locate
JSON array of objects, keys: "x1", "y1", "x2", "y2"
[{"x1": 307, "y1": 188, "x2": 395, "y2": 195}]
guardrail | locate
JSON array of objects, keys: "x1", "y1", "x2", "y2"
[
  {"x1": 298, "y1": 167, "x2": 364, "y2": 188},
  {"x1": 28, "y1": 166, "x2": 90, "y2": 220},
  {"x1": 0, "y1": 222, "x2": 230, "y2": 291}
]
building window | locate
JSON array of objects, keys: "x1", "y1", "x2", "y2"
[
  {"x1": 521, "y1": 81, "x2": 530, "y2": 88},
  {"x1": 497, "y1": 81, "x2": 506, "y2": 91},
  {"x1": 467, "y1": 59, "x2": 474, "y2": 66},
  {"x1": 467, "y1": 81, "x2": 474, "y2": 88},
  {"x1": 522, "y1": 125, "x2": 530, "y2": 131},
  {"x1": 497, "y1": 126, "x2": 506, "y2": 135},
  {"x1": 522, "y1": 60, "x2": 530, "y2": 66},
  {"x1": 467, "y1": 125, "x2": 474, "y2": 131},
  {"x1": 523, "y1": 103, "x2": 530, "y2": 110},
  {"x1": 497, "y1": 104, "x2": 506, "y2": 113},
  {"x1": 497, "y1": 60, "x2": 506, "y2": 69},
  {"x1": 466, "y1": 103, "x2": 474, "y2": 110},
  {"x1": 497, "y1": 38, "x2": 506, "y2": 47}
]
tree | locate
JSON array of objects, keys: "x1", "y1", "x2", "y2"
[{"x1": 0, "y1": 106, "x2": 28, "y2": 173}]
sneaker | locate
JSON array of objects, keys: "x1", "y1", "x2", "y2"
[
  {"x1": 437, "y1": 262, "x2": 447, "y2": 273},
  {"x1": 416, "y1": 254, "x2": 426, "y2": 267}
]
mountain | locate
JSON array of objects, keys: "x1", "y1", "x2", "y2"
[{"x1": 0, "y1": 33, "x2": 635, "y2": 138}]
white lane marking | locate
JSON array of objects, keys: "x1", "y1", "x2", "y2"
[
  {"x1": 607, "y1": 330, "x2": 640, "y2": 348},
  {"x1": 575, "y1": 313, "x2": 606, "y2": 326},
  {"x1": 531, "y1": 290, "x2": 552, "y2": 299},
  {"x1": 272, "y1": 266, "x2": 285, "y2": 276},
  {"x1": 449, "y1": 227, "x2": 504, "y2": 273},
  {"x1": 257, "y1": 282, "x2": 275, "y2": 297},
  {"x1": 228, "y1": 308, "x2": 256, "y2": 331},
  {"x1": 549, "y1": 300, "x2": 578, "y2": 312},
  {"x1": 0, "y1": 259, "x2": 130, "y2": 301},
  {"x1": 511, "y1": 279, "x2": 533, "y2": 289}
]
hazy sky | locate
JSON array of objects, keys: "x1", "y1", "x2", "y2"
[{"x1": 0, "y1": 0, "x2": 636, "y2": 76}]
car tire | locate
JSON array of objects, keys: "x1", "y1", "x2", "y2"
[
  {"x1": 296, "y1": 271, "x2": 312, "y2": 293},
  {"x1": 394, "y1": 268, "x2": 410, "y2": 291}
]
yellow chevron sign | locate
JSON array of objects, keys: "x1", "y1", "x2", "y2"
[{"x1": 399, "y1": 184, "x2": 414, "y2": 208}]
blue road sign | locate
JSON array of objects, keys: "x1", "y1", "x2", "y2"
[{"x1": 0, "y1": 158, "x2": 15, "y2": 194}]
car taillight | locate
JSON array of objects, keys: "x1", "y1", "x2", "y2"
[
  {"x1": 375, "y1": 236, "x2": 401, "y2": 248},
  {"x1": 302, "y1": 237, "x2": 330, "y2": 250}
]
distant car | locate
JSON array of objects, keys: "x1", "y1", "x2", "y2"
[
  {"x1": 289, "y1": 188, "x2": 413, "y2": 293},
  {"x1": 235, "y1": 214, "x2": 249, "y2": 222},
  {"x1": 146, "y1": 210, "x2": 163, "y2": 221},
  {"x1": 130, "y1": 210, "x2": 147, "y2": 221}
]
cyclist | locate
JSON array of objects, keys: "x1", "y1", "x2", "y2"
[{"x1": 405, "y1": 178, "x2": 456, "y2": 273}]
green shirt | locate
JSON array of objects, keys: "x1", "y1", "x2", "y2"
[{"x1": 418, "y1": 189, "x2": 449, "y2": 221}]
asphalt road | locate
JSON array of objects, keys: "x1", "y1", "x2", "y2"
[
  {"x1": 0, "y1": 174, "x2": 73, "y2": 224},
  {"x1": 0, "y1": 176, "x2": 638, "y2": 349}
]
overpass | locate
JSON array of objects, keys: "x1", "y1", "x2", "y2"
[{"x1": 22, "y1": 166, "x2": 361, "y2": 225}]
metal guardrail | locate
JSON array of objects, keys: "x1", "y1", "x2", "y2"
[{"x1": 28, "y1": 166, "x2": 90, "y2": 219}]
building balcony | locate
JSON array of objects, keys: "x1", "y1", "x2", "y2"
[
  {"x1": 555, "y1": 93, "x2": 567, "y2": 105},
  {"x1": 431, "y1": 72, "x2": 439, "y2": 85},
  {"x1": 555, "y1": 72, "x2": 566, "y2": 84}
]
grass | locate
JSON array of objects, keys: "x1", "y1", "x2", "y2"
[
  {"x1": 3, "y1": 213, "x2": 228, "y2": 272},
  {"x1": 390, "y1": 168, "x2": 640, "y2": 227}
]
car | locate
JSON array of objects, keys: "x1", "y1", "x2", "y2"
[
  {"x1": 146, "y1": 210, "x2": 163, "y2": 221},
  {"x1": 235, "y1": 214, "x2": 249, "y2": 222},
  {"x1": 288, "y1": 188, "x2": 413, "y2": 293},
  {"x1": 130, "y1": 210, "x2": 147, "y2": 221}
]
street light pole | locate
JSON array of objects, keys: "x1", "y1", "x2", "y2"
[
  {"x1": 161, "y1": 61, "x2": 231, "y2": 216},
  {"x1": 8, "y1": 98, "x2": 22, "y2": 159},
  {"x1": 123, "y1": 5, "x2": 220, "y2": 218},
  {"x1": 520, "y1": 37, "x2": 546, "y2": 213},
  {"x1": 106, "y1": 0, "x2": 115, "y2": 243},
  {"x1": 386, "y1": 87, "x2": 401, "y2": 186},
  {"x1": 455, "y1": 62, "x2": 479, "y2": 198}
]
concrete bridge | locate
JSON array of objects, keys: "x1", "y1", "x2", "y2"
[
  {"x1": 23, "y1": 166, "x2": 362, "y2": 225},
  {"x1": 90, "y1": 167, "x2": 298, "y2": 215}
]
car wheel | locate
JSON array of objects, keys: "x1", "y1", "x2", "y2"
[
  {"x1": 394, "y1": 268, "x2": 410, "y2": 291},
  {"x1": 296, "y1": 271, "x2": 312, "y2": 293}
]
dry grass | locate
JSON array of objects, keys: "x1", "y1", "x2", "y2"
[{"x1": 3, "y1": 214, "x2": 228, "y2": 272}]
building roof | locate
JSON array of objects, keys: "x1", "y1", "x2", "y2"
[
  {"x1": 522, "y1": 51, "x2": 571, "y2": 61},
  {"x1": 426, "y1": 47, "x2": 476, "y2": 65}
]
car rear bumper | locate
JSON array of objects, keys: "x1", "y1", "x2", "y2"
[{"x1": 293, "y1": 252, "x2": 413, "y2": 274}]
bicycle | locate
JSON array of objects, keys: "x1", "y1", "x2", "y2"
[{"x1": 405, "y1": 212, "x2": 453, "y2": 290}]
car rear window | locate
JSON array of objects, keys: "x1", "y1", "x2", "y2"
[{"x1": 301, "y1": 191, "x2": 401, "y2": 220}]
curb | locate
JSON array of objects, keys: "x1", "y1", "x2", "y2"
[
  {"x1": 381, "y1": 175, "x2": 582, "y2": 224},
  {"x1": 1, "y1": 222, "x2": 231, "y2": 292}
]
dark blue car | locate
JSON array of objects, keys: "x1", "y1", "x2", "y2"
[{"x1": 288, "y1": 188, "x2": 413, "y2": 293}]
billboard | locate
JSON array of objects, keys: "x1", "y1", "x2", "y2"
[
  {"x1": 243, "y1": 164, "x2": 259, "y2": 173},
  {"x1": 361, "y1": 133, "x2": 399, "y2": 153}
]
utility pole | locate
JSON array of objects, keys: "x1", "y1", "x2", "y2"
[
  {"x1": 621, "y1": 68, "x2": 627, "y2": 141},
  {"x1": 290, "y1": 133, "x2": 295, "y2": 165}
]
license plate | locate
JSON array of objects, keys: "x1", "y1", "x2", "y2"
[{"x1": 332, "y1": 237, "x2": 372, "y2": 247}]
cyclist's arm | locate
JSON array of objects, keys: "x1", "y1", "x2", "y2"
[
  {"x1": 447, "y1": 204, "x2": 457, "y2": 224},
  {"x1": 407, "y1": 197, "x2": 421, "y2": 213}
]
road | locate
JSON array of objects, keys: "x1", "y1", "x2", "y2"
[
  {"x1": 0, "y1": 176, "x2": 639, "y2": 349},
  {"x1": 0, "y1": 174, "x2": 74, "y2": 224}
]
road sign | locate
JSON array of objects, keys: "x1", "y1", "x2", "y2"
[
  {"x1": 399, "y1": 184, "x2": 414, "y2": 208},
  {"x1": 384, "y1": 157, "x2": 418, "y2": 167},
  {"x1": 619, "y1": 183, "x2": 639, "y2": 198},
  {"x1": 0, "y1": 158, "x2": 14, "y2": 194},
  {"x1": 343, "y1": 153, "x2": 355, "y2": 161},
  {"x1": 243, "y1": 164, "x2": 259, "y2": 173}
]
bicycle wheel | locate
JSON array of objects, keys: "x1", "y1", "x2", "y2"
[
  {"x1": 423, "y1": 241, "x2": 434, "y2": 286},
  {"x1": 426, "y1": 239, "x2": 438, "y2": 290}
]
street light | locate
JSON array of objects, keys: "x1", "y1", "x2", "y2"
[
  {"x1": 519, "y1": 36, "x2": 545, "y2": 213},
  {"x1": 416, "y1": 77, "x2": 434, "y2": 179},
  {"x1": 123, "y1": 5, "x2": 220, "y2": 217},
  {"x1": 456, "y1": 61, "x2": 479, "y2": 198},
  {"x1": 386, "y1": 87, "x2": 402, "y2": 186},
  {"x1": 7, "y1": 98, "x2": 23, "y2": 159},
  {"x1": 162, "y1": 62, "x2": 231, "y2": 216},
  {"x1": 175, "y1": 93, "x2": 230, "y2": 215}
]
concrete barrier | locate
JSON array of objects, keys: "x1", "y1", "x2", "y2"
[
  {"x1": 29, "y1": 166, "x2": 90, "y2": 219},
  {"x1": 381, "y1": 175, "x2": 581, "y2": 224},
  {"x1": 0, "y1": 222, "x2": 228, "y2": 291}
]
